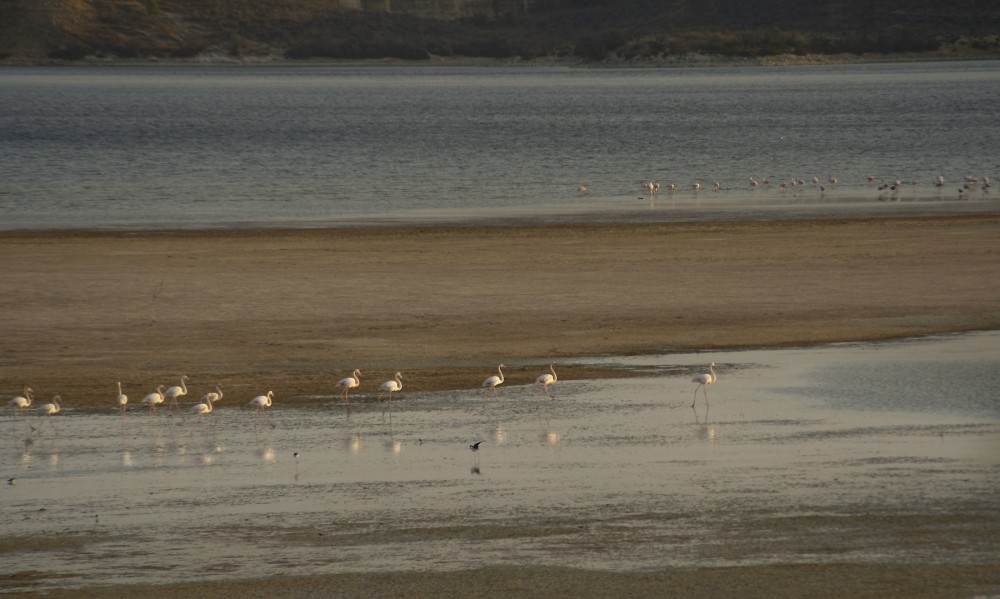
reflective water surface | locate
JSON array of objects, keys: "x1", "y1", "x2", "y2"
[
  {"x1": 2, "y1": 332, "x2": 998, "y2": 590},
  {"x1": 2, "y1": 61, "x2": 999, "y2": 230}
]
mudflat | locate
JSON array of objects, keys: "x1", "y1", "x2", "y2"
[
  {"x1": 2, "y1": 215, "x2": 999, "y2": 407},
  {"x1": 3, "y1": 215, "x2": 1000, "y2": 598}
]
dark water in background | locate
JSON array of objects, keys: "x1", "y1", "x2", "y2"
[{"x1": 1, "y1": 61, "x2": 999, "y2": 230}]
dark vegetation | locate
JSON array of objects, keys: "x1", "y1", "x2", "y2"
[{"x1": 2, "y1": 0, "x2": 998, "y2": 62}]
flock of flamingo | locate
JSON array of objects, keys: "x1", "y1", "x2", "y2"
[
  {"x1": 5, "y1": 362, "x2": 719, "y2": 432},
  {"x1": 574, "y1": 173, "x2": 994, "y2": 198}
]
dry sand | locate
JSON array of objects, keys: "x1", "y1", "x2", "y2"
[{"x1": 2, "y1": 214, "x2": 1000, "y2": 597}]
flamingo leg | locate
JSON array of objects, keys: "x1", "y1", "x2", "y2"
[{"x1": 692, "y1": 385, "x2": 703, "y2": 407}]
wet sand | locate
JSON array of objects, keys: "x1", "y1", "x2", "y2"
[
  {"x1": 2, "y1": 214, "x2": 1000, "y2": 408},
  {"x1": 2, "y1": 215, "x2": 1000, "y2": 597}
]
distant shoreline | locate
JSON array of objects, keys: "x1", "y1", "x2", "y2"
[{"x1": 4, "y1": 50, "x2": 998, "y2": 69}]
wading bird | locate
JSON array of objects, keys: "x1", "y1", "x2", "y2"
[
  {"x1": 249, "y1": 390, "x2": 274, "y2": 426},
  {"x1": 163, "y1": 375, "x2": 189, "y2": 413},
  {"x1": 482, "y1": 364, "x2": 506, "y2": 396},
  {"x1": 38, "y1": 395, "x2": 61, "y2": 433},
  {"x1": 191, "y1": 392, "x2": 218, "y2": 422},
  {"x1": 336, "y1": 369, "x2": 362, "y2": 403},
  {"x1": 8, "y1": 386, "x2": 33, "y2": 418},
  {"x1": 691, "y1": 362, "x2": 718, "y2": 407},
  {"x1": 378, "y1": 372, "x2": 403, "y2": 405},
  {"x1": 116, "y1": 382, "x2": 128, "y2": 417},
  {"x1": 142, "y1": 385, "x2": 166, "y2": 415},
  {"x1": 535, "y1": 364, "x2": 557, "y2": 396},
  {"x1": 469, "y1": 441, "x2": 484, "y2": 462},
  {"x1": 200, "y1": 384, "x2": 223, "y2": 405}
]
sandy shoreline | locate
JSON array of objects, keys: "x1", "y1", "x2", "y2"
[
  {"x1": 16, "y1": 564, "x2": 1000, "y2": 598},
  {"x1": 2, "y1": 215, "x2": 999, "y2": 598},
  {"x1": 2, "y1": 214, "x2": 1000, "y2": 409}
]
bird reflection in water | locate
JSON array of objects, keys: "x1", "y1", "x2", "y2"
[
  {"x1": 693, "y1": 406, "x2": 720, "y2": 452},
  {"x1": 198, "y1": 442, "x2": 224, "y2": 466},
  {"x1": 20, "y1": 438, "x2": 33, "y2": 468},
  {"x1": 383, "y1": 440, "x2": 403, "y2": 456},
  {"x1": 492, "y1": 425, "x2": 508, "y2": 446},
  {"x1": 259, "y1": 446, "x2": 276, "y2": 464},
  {"x1": 540, "y1": 416, "x2": 561, "y2": 448},
  {"x1": 346, "y1": 434, "x2": 363, "y2": 456}
]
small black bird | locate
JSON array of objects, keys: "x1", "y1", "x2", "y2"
[{"x1": 469, "y1": 441, "x2": 484, "y2": 452}]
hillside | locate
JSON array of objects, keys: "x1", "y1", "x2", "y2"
[{"x1": 1, "y1": 0, "x2": 998, "y2": 63}]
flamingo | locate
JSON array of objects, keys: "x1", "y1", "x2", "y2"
[
  {"x1": 163, "y1": 375, "x2": 189, "y2": 412},
  {"x1": 378, "y1": 372, "x2": 403, "y2": 405},
  {"x1": 116, "y1": 382, "x2": 127, "y2": 417},
  {"x1": 200, "y1": 383, "x2": 223, "y2": 404},
  {"x1": 692, "y1": 182, "x2": 701, "y2": 192},
  {"x1": 8, "y1": 386, "x2": 33, "y2": 418},
  {"x1": 691, "y1": 362, "x2": 718, "y2": 407},
  {"x1": 38, "y1": 395, "x2": 61, "y2": 433},
  {"x1": 336, "y1": 369, "x2": 361, "y2": 403},
  {"x1": 535, "y1": 364, "x2": 557, "y2": 396},
  {"x1": 191, "y1": 392, "x2": 219, "y2": 422},
  {"x1": 142, "y1": 384, "x2": 166, "y2": 415},
  {"x1": 249, "y1": 390, "x2": 274, "y2": 426},
  {"x1": 577, "y1": 185, "x2": 589, "y2": 195},
  {"x1": 482, "y1": 364, "x2": 506, "y2": 396},
  {"x1": 749, "y1": 177, "x2": 759, "y2": 188}
]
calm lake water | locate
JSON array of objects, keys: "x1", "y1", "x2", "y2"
[{"x1": 1, "y1": 61, "x2": 999, "y2": 230}]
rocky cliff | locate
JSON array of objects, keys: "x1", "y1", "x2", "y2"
[
  {"x1": 0, "y1": 0, "x2": 529, "y2": 60},
  {"x1": 1, "y1": 0, "x2": 997, "y2": 63}
]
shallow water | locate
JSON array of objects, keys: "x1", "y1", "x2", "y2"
[{"x1": 2, "y1": 332, "x2": 998, "y2": 590}]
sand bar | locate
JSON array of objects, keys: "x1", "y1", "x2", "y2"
[{"x1": 2, "y1": 214, "x2": 1000, "y2": 408}]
